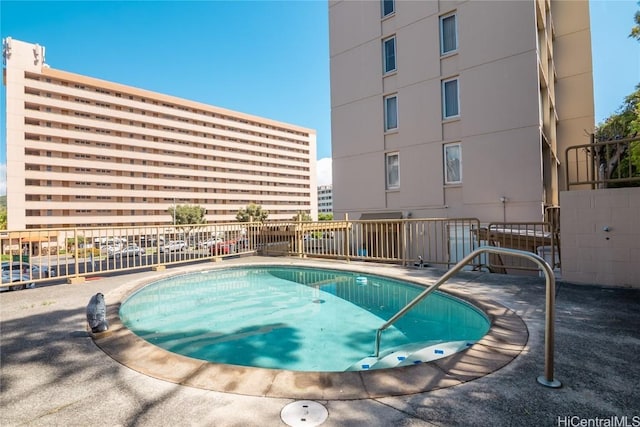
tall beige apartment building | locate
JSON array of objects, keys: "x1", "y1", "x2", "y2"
[
  {"x1": 3, "y1": 38, "x2": 317, "y2": 230},
  {"x1": 329, "y1": 0, "x2": 594, "y2": 222}
]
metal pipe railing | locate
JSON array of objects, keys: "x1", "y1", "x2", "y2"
[
  {"x1": 372, "y1": 246, "x2": 561, "y2": 388},
  {"x1": 565, "y1": 136, "x2": 640, "y2": 190}
]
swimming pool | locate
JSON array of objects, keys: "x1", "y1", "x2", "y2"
[{"x1": 119, "y1": 266, "x2": 490, "y2": 372}]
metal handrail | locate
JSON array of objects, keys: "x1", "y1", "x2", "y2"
[
  {"x1": 565, "y1": 136, "x2": 640, "y2": 190},
  {"x1": 373, "y1": 246, "x2": 561, "y2": 388}
]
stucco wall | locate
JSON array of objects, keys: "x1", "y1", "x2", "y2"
[
  {"x1": 560, "y1": 188, "x2": 640, "y2": 287},
  {"x1": 329, "y1": 0, "x2": 593, "y2": 223}
]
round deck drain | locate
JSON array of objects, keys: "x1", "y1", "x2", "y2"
[{"x1": 281, "y1": 400, "x2": 328, "y2": 427}]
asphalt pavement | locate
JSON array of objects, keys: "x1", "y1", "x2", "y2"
[{"x1": 1, "y1": 257, "x2": 639, "y2": 426}]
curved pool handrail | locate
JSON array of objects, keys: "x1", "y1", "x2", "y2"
[{"x1": 373, "y1": 245, "x2": 561, "y2": 388}]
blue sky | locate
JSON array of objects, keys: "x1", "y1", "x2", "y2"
[{"x1": 1, "y1": 0, "x2": 639, "y2": 194}]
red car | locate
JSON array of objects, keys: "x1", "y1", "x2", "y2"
[{"x1": 210, "y1": 241, "x2": 235, "y2": 255}]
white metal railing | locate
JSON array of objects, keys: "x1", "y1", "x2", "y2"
[{"x1": 1, "y1": 217, "x2": 558, "y2": 290}]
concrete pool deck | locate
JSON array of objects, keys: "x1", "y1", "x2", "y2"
[{"x1": 1, "y1": 257, "x2": 639, "y2": 426}]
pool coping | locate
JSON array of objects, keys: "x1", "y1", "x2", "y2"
[{"x1": 92, "y1": 260, "x2": 529, "y2": 400}]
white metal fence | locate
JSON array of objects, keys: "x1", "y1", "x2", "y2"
[{"x1": 1, "y1": 216, "x2": 558, "y2": 290}]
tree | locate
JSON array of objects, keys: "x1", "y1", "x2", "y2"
[
  {"x1": 593, "y1": 85, "x2": 640, "y2": 186},
  {"x1": 318, "y1": 213, "x2": 333, "y2": 221},
  {"x1": 0, "y1": 206, "x2": 6, "y2": 230},
  {"x1": 630, "y1": 2, "x2": 640, "y2": 41},
  {"x1": 597, "y1": 2, "x2": 640, "y2": 185},
  {"x1": 595, "y1": 85, "x2": 640, "y2": 142},
  {"x1": 236, "y1": 203, "x2": 268, "y2": 222},
  {"x1": 168, "y1": 204, "x2": 207, "y2": 235},
  {"x1": 292, "y1": 211, "x2": 312, "y2": 221}
]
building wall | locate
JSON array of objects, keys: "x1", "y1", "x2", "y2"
[
  {"x1": 560, "y1": 188, "x2": 640, "y2": 288},
  {"x1": 329, "y1": 0, "x2": 593, "y2": 223},
  {"x1": 551, "y1": 0, "x2": 595, "y2": 192},
  {"x1": 317, "y1": 185, "x2": 333, "y2": 214},
  {"x1": 3, "y1": 38, "x2": 317, "y2": 229}
]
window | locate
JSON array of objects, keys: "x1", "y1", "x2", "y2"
[
  {"x1": 384, "y1": 94, "x2": 398, "y2": 131},
  {"x1": 442, "y1": 78, "x2": 459, "y2": 119},
  {"x1": 444, "y1": 143, "x2": 462, "y2": 184},
  {"x1": 440, "y1": 13, "x2": 457, "y2": 55},
  {"x1": 381, "y1": 0, "x2": 394, "y2": 17},
  {"x1": 386, "y1": 152, "x2": 400, "y2": 189},
  {"x1": 383, "y1": 36, "x2": 396, "y2": 74}
]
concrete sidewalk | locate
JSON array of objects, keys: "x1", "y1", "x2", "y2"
[{"x1": 1, "y1": 258, "x2": 639, "y2": 426}]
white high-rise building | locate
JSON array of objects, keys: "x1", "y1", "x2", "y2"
[
  {"x1": 317, "y1": 185, "x2": 333, "y2": 214},
  {"x1": 3, "y1": 37, "x2": 317, "y2": 229}
]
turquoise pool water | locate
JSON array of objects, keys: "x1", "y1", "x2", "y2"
[{"x1": 119, "y1": 266, "x2": 489, "y2": 372}]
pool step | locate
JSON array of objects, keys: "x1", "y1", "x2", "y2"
[{"x1": 347, "y1": 340, "x2": 475, "y2": 371}]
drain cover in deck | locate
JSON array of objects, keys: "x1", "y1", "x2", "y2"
[{"x1": 281, "y1": 400, "x2": 328, "y2": 427}]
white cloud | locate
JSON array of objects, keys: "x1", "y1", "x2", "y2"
[
  {"x1": 316, "y1": 157, "x2": 332, "y2": 186},
  {"x1": 0, "y1": 164, "x2": 5, "y2": 196}
]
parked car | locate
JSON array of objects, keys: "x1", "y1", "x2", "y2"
[
  {"x1": 210, "y1": 240, "x2": 236, "y2": 255},
  {"x1": 198, "y1": 238, "x2": 223, "y2": 249},
  {"x1": 139, "y1": 236, "x2": 164, "y2": 248},
  {"x1": 111, "y1": 244, "x2": 145, "y2": 258},
  {"x1": 2, "y1": 261, "x2": 53, "y2": 279},
  {"x1": 1, "y1": 262, "x2": 36, "y2": 291},
  {"x1": 160, "y1": 240, "x2": 187, "y2": 253},
  {"x1": 103, "y1": 244, "x2": 123, "y2": 257}
]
